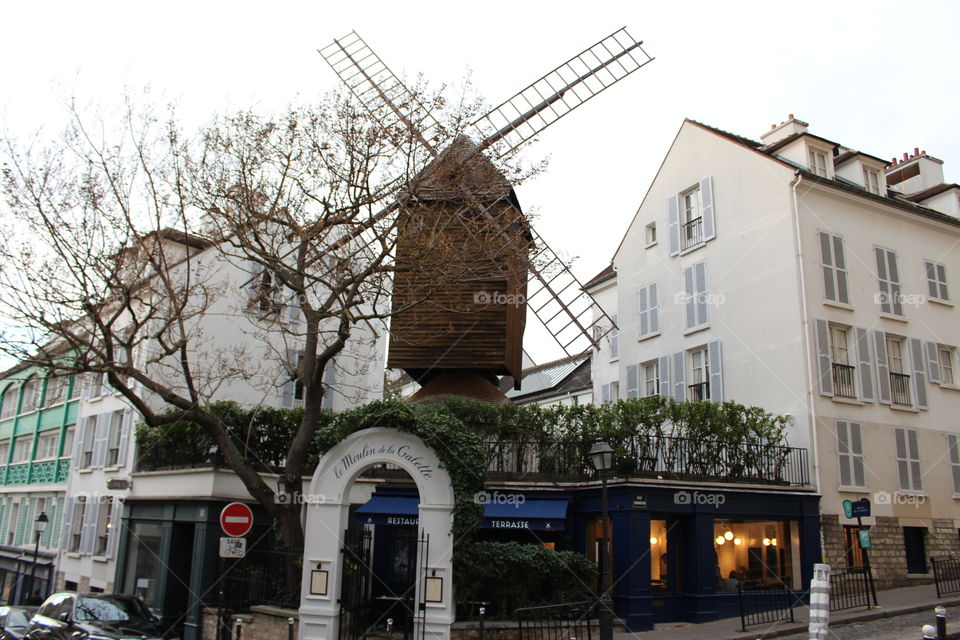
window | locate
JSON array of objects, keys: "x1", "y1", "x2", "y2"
[
  {"x1": 11, "y1": 435, "x2": 32, "y2": 464},
  {"x1": 940, "y1": 346, "x2": 957, "y2": 386},
  {"x1": 0, "y1": 386, "x2": 17, "y2": 419},
  {"x1": 843, "y1": 526, "x2": 866, "y2": 567},
  {"x1": 681, "y1": 185, "x2": 704, "y2": 250},
  {"x1": 836, "y1": 421, "x2": 865, "y2": 487},
  {"x1": 6, "y1": 502, "x2": 19, "y2": 545},
  {"x1": 70, "y1": 496, "x2": 86, "y2": 552},
  {"x1": 688, "y1": 347, "x2": 709, "y2": 400},
  {"x1": 80, "y1": 416, "x2": 97, "y2": 468},
  {"x1": 809, "y1": 149, "x2": 828, "y2": 177},
  {"x1": 643, "y1": 361, "x2": 660, "y2": 397},
  {"x1": 609, "y1": 314, "x2": 619, "y2": 360},
  {"x1": 599, "y1": 381, "x2": 619, "y2": 404},
  {"x1": 61, "y1": 426, "x2": 74, "y2": 458},
  {"x1": 637, "y1": 283, "x2": 660, "y2": 338},
  {"x1": 863, "y1": 168, "x2": 881, "y2": 194},
  {"x1": 830, "y1": 325, "x2": 856, "y2": 398},
  {"x1": 645, "y1": 222, "x2": 657, "y2": 246},
  {"x1": 714, "y1": 519, "x2": 798, "y2": 590},
  {"x1": 0, "y1": 440, "x2": 8, "y2": 463},
  {"x1": 87, "y1": 373, "x2": 108, "y2": 399},
  {"x1": 949, "y1": 434, "x2": 960, "y2": 495},
  {"x1": 42, "y1": 376, "x2": 67, "y2": 407},
  {"x1": 875, "y1": 247, "x2": 903, "y2": 315},
  {"x1": 668, "y1": 177, "x2": 715, "y2": 256},
  {"x1": 819, "y1": 232, "x2": 849, "y2": 304},
  {"x1": 19, "y1": 378, "x2": 40, "y2": 413},
  {"x1": 886, "y1": 336, "x2": 911, "y2": 405},
  {"x1": 35, "y1": 431, "x2": 58, "y2": 460},
  {"x1": 924, "y1": 260, "x2": 949, "y2": 302},
  {"x1": 95, "y1": 497, "x2": 113, "y2": 555},
  {"x1": 683, "y1": 261, "x2": 709, "y2": 330},
  {"x1": 107, "y1": 410, "x2": 124, "y2": 466},
  {"x1": 894, "y1": 427, "x2": 922, "y2": 491}
]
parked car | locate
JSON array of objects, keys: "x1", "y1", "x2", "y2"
[
  {"x1": 0, "y1": 606, "x2": 33, "y2": 640},
  {"x1": 25, "y1": 592, "x2": 175, "y2": 640}
]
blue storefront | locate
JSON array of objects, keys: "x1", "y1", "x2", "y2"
[{"x1": 357, "y1": 482, "x2": 819, "y2": 632}]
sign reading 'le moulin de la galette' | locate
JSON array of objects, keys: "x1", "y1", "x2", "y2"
[{"x1": 334, "y1": 442, "x2": 433, "y2": 479}]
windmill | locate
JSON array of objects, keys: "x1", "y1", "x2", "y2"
[{"x1": 319, "y1": 29, "x2": 653, "y2": 402}]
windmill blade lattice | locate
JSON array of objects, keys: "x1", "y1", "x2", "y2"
[
  {"x1": 319, "y1": 31, "x2": 445, "y2": 158},
  {"x1": 473, "y1": 27, "x2": 653, "y2": 160}
]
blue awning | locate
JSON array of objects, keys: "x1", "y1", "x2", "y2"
[
  {"x1": 482, "y1": 499, "x2": 568, "y2": 531},
  {"x1": 355, "y1": 496, "x2": 419, "y2": 527}
]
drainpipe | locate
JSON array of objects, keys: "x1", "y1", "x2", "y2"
[{"x1": 790, "y1": 171, "x2": 821, "y2": 499}]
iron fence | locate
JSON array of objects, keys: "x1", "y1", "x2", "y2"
[
  {"x1": 832, "y1": 363, "x2": 857, "y2": 398},
  {"x1": 515, "y1": 601, "x2": 597, "y2": 640},
  {"x1": 932, "y1": 555, "x2": 960, "y2": 598},
  {"x1": 737, "y1": 583, "x2": 795, "y2": 631},
  {"x1": 890, "y1": 372, "x2": 912, "y2": 406},
  {"x1": 221, "y1": 545, "x2": 303, "y2": 611},
  {"x1": 681, "y1": 216, "x2": 703, "y2": 250},
  {"x1": 829, "y1": 566, "x2": 875, "y2": 611}
]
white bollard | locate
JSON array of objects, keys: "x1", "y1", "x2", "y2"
[{"x1": 808, "y1": 563, "x2": 831, "y2": 640}]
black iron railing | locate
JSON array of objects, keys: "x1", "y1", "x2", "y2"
[
  {"x1": 832, "y1": 364, "x2": 857, "y2": 399},
  {"x1": 484, "y1": 436, "x2": 810, "y2": 486},
  {"x1": 515, "y1": 601, "x2": 597, "y2": 640},
  {"x1": 738, "y1": 583, "x2": 794, "y2": 631},
  {"x1": 681, "y1": 217, "x2": 703, "y2": 250},
  {"x1": 688, "y1": 381, "x2": 709, "y2": 401},
  {"x1": 932, "y1": 555, "x2": 960, "y2": 598},
  {"x1": 829, "y1": 566, "x2": 875, "y2": 611},
  {"x1": 221, "y1": 545, "x2": 303, "y2": 610},
  {"x1": 890, "y1": 372, "x2": 911, "y2": 405}
]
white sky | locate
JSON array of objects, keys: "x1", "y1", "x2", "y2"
[{"x1": 2, "y1": 0, "x2": 959, "y2": 365}]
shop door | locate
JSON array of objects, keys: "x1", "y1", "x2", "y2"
[
  {"x1": 903, "y1": 527, "x2": 928, "y2": 574},
  {"x1": 649, "y1": 516, "x2": 683, "y2": 622}
]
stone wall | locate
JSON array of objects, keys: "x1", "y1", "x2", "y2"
[
  {"x1": 866, "y1": 516, "x2": 910, "y2": 589},
  {"x1": 928, "y1": 518, "x2": 960, "y2": 559}
]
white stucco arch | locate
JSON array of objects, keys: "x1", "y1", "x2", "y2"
[{"x1": 299, "y1": 428, "x2": 456, "y2": 640}]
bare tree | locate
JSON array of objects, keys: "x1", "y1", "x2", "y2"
[{"x1": 0, "y1": 86, "x2": 536, "y2": 548}]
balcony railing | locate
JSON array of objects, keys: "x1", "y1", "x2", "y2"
[
  {"x1": 688, "y1": 381, "x2": 710, "y2": 401},
  {"x1": 890, "y1": 372, "x2": 911, "y2": 405},
  {"x1": 681, "y1": 217, "x2": 703, "y2": 250},
  {"x1": 832, "y1": 363, "x2": 857, "y2": 399}
]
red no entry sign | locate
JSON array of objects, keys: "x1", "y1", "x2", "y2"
[{"x1": 220, "y1": 502, "x2": 254, "y2": 537}]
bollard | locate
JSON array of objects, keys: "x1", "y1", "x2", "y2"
[
  {"x1": 234, "y1": 617, "x2": 243, "y2": 640},
  {"x1": 386, "y1": 617, "x2": 394, "y2": 640},
  {"x1": 936, "y1": 606, "x2": 946, "y2": 640},
  {"x1": 288, "y1": 616, "x2": 296, "y2": 640},
  {"x1": 923, "y1": 623, "x2": 937, "y2": 640},
  {"x1": 478, "y1": 607, "x2": 486, "y2": 640}
]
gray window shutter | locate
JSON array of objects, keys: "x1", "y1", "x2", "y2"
[
  {"x1": 649, "y1": 283, "x2": 660, "y2": 334},
  {"x1": 638, "y1": 286, "x2": 649, "y2": 336},
  {"x1": 92, "y1": 413, "x2": 110, "y2": 468},
  {"x1": 926, "y1": 341, "x2": 941, "y2": 383},
  {"x1": 895, "y1": 428, "x2": 909, "y2": 489},
  {"x1": 81, "y1": 375, "x2": 92, "y2": 401},
  {"x1": 949, "y1": 434, "x2": 960, "y2": 494},
  {"x1": 72, "y1": 418, "x2": 87, "y2": 467},
  {"x1": 683, "y1": 266, "x2": 695, "y2": 330},
  {"x1": 907, "y1": 429, "x2": 922, "y2": 490},
  {"x1": 855, "y1": 328, "x2": 874, "y2": 402},
  {"x1": 116, "y1": 410, "x2": 133, "y2": 467},
  {"x1": 672, "y1": 352, "x2": 686, "y2": 401},
  {"x1": 820, "y1": 233, "x2": 836, "y2": 302},
  {"x1": 600, "y1": 383, "x2": 611, "y2": 404},
  {"x1": 925, "y1": 261, "x2": 938, "y2": 299},
  {"x1": 850, "y1": 423, "x2": 865, "y2": 487},
  {"x1": 106, "y1": 498, "x2": 122, "y2": 558},
  {"x1": 280, "y1": 350, "x2": 297, "y2": 409},
  {"x1": 60, "y1": 497, "x2": 75, "y2": 550},
  {"x1": 246, "y1": 261, "x2": 264, "y2": 305},
  {"x1": 610, "y1": 314, "x2": 619, "y2": 359},
  {"x1": 286, "y1": 288, "x2": 301, "y2": 322},
  {"x1": 875, "y1": 248, "x2": 892, "y2": 314},
  {"x1": 80, "y1": 497, "x2": 100, "y2": 556},
  {"x1": 700, "y1": 176, "x2": 716, "y2": 241},
  {"x1": 667, "y1": 195, "x2": 680, "y2": 256},
  {"x1": 833, "y1": 235, "x2": 849, "y2": 304},
  {"x1": 625, "y1": 364, "x2": 639, "y2": 399},
  {"x1": 873, "y1": 330, "x2": 891, "y2": 404},
  {"x1": 658, "y1": 356, "x2": 671, "y2": 398},
  {"x1": 708, "y1": 340, "x2": 723, "y2": 402},
  {"x1": 909, "y1": 338, "x2": 928, "y2": 410},
  {"x1": 837, "y1": 420, "x2": 852, "y2": 486},
  {"x1": 937, "y1": 263, "x2": 949, "y2": 300},
  {"x1": 321, "y1": 361, "x2": 336, "y2": 410},
  {"x1": 695, "y1": 262, "x2": 708, "y2": 326},
  {"x1": 813, "y1": 319, "x2": 834, "y2": 397}
]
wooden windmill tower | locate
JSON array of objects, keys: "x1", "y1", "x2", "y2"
[{"x1": 320, "y1": 29, "x2": 653, "y2": 402}]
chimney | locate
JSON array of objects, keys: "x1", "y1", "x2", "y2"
[
  {"x1": 760, "y1": 114, "x2": 809, "y2": 146},
  {"x1": 885, "y1": 149, "x2": 945, "y2": 194}
]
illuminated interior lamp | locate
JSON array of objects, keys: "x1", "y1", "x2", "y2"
[
  {"x1": 762, "y1": 538, "x2": 771, "y2": 546},
  {"x1": 724, "y1": 531, "x2": 733, "y2": 540},
  {"x1": 771, "y1": 538, "x2": 778, "y2": 546},
  {"x1": 650, "y1": 537, "x2": 658, "y2": 545},
  {"x1": 734, "y1": 537, "x2": 742, "y2": 545},
  {"x1": 715, "y1": 536, "x2": 725, "y2": 545}
]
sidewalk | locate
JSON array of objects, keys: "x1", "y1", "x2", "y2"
[{"x1": 613, "y1": 583, "x2": 960, "y2": 639}]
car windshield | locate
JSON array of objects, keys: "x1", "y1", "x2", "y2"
[
  {"x1": 6, "y1": 609, "x2": 31, "y2": 628},
  {"x1": 74, "y1": 596, "x2": 147, "y2": 623}
]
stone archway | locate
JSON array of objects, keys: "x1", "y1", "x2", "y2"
[{"x1": 299, "y1": 428, "x2": 455, "y2": 640}]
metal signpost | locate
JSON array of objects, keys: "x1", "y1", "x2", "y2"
[
  {"x1": 218, "y1": 503, "x2": 253, "y2": 640},
  {"x1": 841, "y1": 498, "x2": 877, "y2": 606}
]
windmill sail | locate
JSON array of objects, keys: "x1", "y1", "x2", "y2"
[{"x1": 473, "y1": 27, "x2": 653, "y2": 160}]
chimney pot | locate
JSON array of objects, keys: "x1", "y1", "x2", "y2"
[
  {"x1": 903, "y1": 152, "x2": 909, "y2": 161},
  {"x1": 788, "y1": 113, "x2": 794, "y2": 120},
  {"x1": 922, "y1": 149, "x2": 926, "y2": 155},
  {"x1": 771, "y1": 124, "x2": 776, "y2": 130},
  {"x1": 913, "y1": 147, "x2": 920, "y2": 156}
]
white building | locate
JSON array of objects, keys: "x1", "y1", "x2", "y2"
[{"x1": 589, "y1": 115, "x2": 960, "y2": 587}]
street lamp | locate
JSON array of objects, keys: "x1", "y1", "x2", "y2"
[
  {"x1": 588, "y1": 440, "x2": 614, "y2": 640},
  {"x1": 29, "y1": 512, "x2": 48, "y2": 603}
]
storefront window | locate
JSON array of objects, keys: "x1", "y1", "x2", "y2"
[
  {"x1": 123, "y1": 522, "x2": 163, "y2": 610},
  {"x1": 649, "y1": 520, "x2": 668, "y2": 590},
  {"x1": 585, "y1": 518, "x2": 613, "y2": 589},
  {"x1": 843, "y1": 526, "x2": 866, "y2": 567},
  {"x1": 713, "y1": 519, "x2": 799, "y2": 590}
]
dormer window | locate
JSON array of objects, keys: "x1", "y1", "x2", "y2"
[
  {"x1": 809, "y1": 149, "x2": 828, "y2": 177},
  {"x1": 863, "y1": 168, "x2": 881, "y2": 195}
]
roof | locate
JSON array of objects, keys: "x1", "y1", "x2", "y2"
[
  {"x1": 833, "y1": 149, "x2": 889, "y2": 167},
  {"x1": 905, "y1": 183, "x2": 960, "y2": 202},
  {"x1": 583, "y1": 264, "x2": 616, "y2": 290},
  {"x1": 504, "y1": 353, "x2": 589, "y2": 399},
  {"x1": 760, "y1": 130, "x2": 840, "y2": 154}
]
